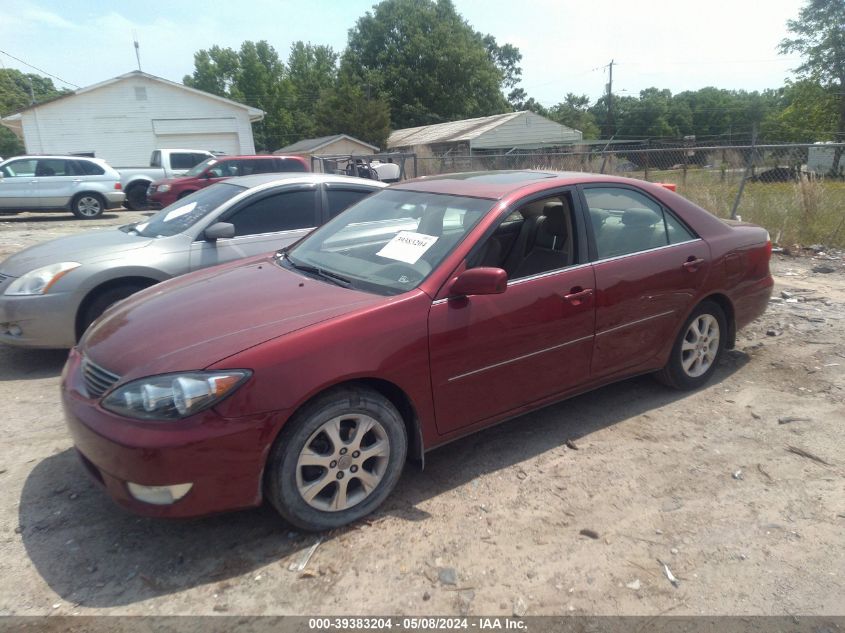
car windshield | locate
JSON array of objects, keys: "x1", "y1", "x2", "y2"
[
  {"x1": 184, "y1": 157, "x2": 217, "y2": 177},
  {"x1": 126, "y1": 183, "x2": 246, "y2": 238},
  {"x1": 284, "y1": 189, "x2": 493, "y2": 295}
]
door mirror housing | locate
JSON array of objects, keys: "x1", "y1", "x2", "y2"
[
  {"x1": 449, "y1": 267, "x2": 507, "y2": 297},
  {"x1": 204, "y1": 222, "x2": 235, "y2": 241}
]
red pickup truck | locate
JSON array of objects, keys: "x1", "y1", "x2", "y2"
[{"x1": 147, "y1": 155, "x2": 309, "y2": 208}]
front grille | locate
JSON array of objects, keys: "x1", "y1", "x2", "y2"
[{"x1": 82, "y1": 357, "x2": 121, "y2": 399}]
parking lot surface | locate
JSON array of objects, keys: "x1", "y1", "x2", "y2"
[{"x1": 0, "y1": 210, "x2": 843, "y2": 616}]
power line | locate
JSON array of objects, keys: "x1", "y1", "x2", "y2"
[{"x1": 0, "y1": 49, "x2": 80, "y2": 89}]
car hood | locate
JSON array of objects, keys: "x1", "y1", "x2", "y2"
[
  {"x1": 152, "y1": 174, "x2": 197, "y2": 187},
  {"x1": 81, "y1": 256, "x2": 385, "y2": 379},
  {"x1": 0, "y1": 230, "x2": 152, "y2": 276}
]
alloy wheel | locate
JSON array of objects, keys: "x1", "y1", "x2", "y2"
[{"x1": 680, "y1": 313, "x2": 720, "y2": 378}]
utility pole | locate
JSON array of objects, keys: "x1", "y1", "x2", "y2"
[
  {"x1": 606, "y1": 59, "x2": 614, "y2": 138},
  {"x1": 133, "y1": 31, "x2": 142, "y2": 71}
]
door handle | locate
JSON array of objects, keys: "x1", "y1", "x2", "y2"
[
  {"x1": 683, "y1": 257, "x2": 705, "y2": 271},
  {"x1": 563, "y1": 287, "x2": 594, "y2": 305}
]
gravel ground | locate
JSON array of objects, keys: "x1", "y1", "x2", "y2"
[{"x1": 0, "y1": 209, "x2": 843, "y2": 617}]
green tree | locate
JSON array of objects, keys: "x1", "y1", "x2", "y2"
[
  {"x1": 547, "y1": 93, "x2": 600, "y2": 139},
  {"x1": 287, "y1": 42, "x2": 338, "y2": 139},
  {"x1": 762, "y1": 80, "x2": 839, "y2": 142},
  {"x1": 780, "y1": 0, "x2": 845, "y2": 172},
  {"x1": 184, "y1": 40, "x2": 296, "y2": 151},
  {"x1": 314, "y1": 71, "x2": 391, "y2": 148},
  {"x1": 0, "y1": 69, "x2": 70, "y2": 157},
  {"x1": 341, "y1": 0, "x2": 513, "y2": 128}
]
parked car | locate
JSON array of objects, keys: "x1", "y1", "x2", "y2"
[
  {"x1": 0, "y1": 173, "x2": 385, "y2": 348},
  {"x1": 0, "y1": 155, "x2": 124, "y2": 219},
  {"x1": 120, "y1": 149, "x2": 215, "y2": 210},
  {"x1": 147, "y1": 155, "x2": 310, "y2": 209},
  {"x1": 61, "y1": 170, "x2": 773, "y2": 530}
]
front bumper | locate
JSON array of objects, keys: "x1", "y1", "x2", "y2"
[
  {"x1": 0, "y1": 285, "x2": 78, "y2": 348},
  {"x1": 61, "y1": 348, "x2": 278, "y2": 518},
  {"x1": 148, "y1": 189, "x2": 177, "y2": 209}
]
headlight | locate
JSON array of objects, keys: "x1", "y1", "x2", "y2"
[
  {"x1": 4, "y1": 262, "x2": 81, "y2": 296},
  {"x1": 101, "y1": 370, "x2": 251, "y2": 421},
  {"x1": 156, "y1": 184, "x2": 171, "y2": 193}
]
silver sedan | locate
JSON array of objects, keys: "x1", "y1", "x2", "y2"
[{"x1": 0, "y1": 173, "x2": 386, "y2": 348}]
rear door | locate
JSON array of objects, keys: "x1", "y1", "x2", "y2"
[
  {"x1": 580, "y1": 184, "x2": 709, "y2": 377},
  {"x1": 0, "y1": 158, "x2": 38, "y2": 208},
  {"x1": 35, "y1": 159, "x2": 79, "y2": 207},
  {"x1": 189, "y1": 185, "x2": 319, "y2": 270}
]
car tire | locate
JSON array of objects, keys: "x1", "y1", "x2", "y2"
[
  {"x1": 124, "y1": 183, "x2": 148, "y2": 210},
  {"x1": 78, "y1": 282, "x2": 149, "y2": 338},
  {"x1": 71, "y1": 193, "x2": 106, "y2": 219},
  {"x1": 265, "y1": 386, "x2": 407, "y2": 531},
  {"x1": 655, "y1": 300, "x2": 727, "y2": 390}
]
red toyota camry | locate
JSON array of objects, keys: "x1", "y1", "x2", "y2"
[{"x1": 61, "y1": 171, "x2": 773, "y2": 530}]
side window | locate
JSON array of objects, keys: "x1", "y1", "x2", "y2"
[
  {"x1": 326, "y1": 188, "x2": 373, "y2": 219},
  {"x1": 72, "y1": 160, "x2": 105, "y2": 176},
  {"x1": 663, "y1": 209, "x2": 695, "y2": 244},
  {"x1": 2, "y1": 159, "x2": 38, "y2": 177},
  {"x1": 192, "y1": 153, "x2": 210, "y2": 167},
  {"x1": 35, "y1": 159, "x2": 70, "y2": 177},
  {"x1": 585, "y1": 187, "x2": 683, "y2": 259},
  {"x1": 275, "y1": 158, "x2": 308, "y2": 173},
  {"x1": 226, "y1": 189, "x2": 317, "y2": 236},
  {"x1": 170, "y1": 153, "x2": 198, "y2": 170},
  {"x1": 470, "y1": 192, "x2": 578, "y2": 280}
]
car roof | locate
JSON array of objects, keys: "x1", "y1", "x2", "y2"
[
  {"x1": 2, "y1": 155, "x2": 104, "y2": 162},
  {"x1": 391, "y1": 170, "x2": 657, "y2": 199},
  {"x1": 224, "y1": 172, "x2": 390, "y2": 189}
]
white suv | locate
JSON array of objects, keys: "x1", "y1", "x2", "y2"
[{"x1": 0, "y1": 156, "x2": 125, "y2": 219}]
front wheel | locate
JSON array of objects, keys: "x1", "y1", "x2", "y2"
[
  {"x1": 655, "y1": 300, "x2": 727, "y2": 390},
  {"x1": 265, "y1": 387, "x2": 407, "y2": 531},
  {"x1": 72, "y1": 193, "x2": 106, "y2": 219}
]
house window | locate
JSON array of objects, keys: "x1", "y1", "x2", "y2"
[{"x1": 134, "y1": 86, "x2": 148, "y2": 101}]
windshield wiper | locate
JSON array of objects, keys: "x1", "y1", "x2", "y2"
[{"x1": 281, "y1": 252, "x2": 352, "y2": 288}]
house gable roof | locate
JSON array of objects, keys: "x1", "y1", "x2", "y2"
[
  {"x1": 1, "y1": 70, "x2": 264, "y2": 122},
  {"x1": 275, "y1": 134, "x2": 380, "y2": 154}
]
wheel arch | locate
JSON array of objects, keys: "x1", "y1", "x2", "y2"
[
  {"x1": 74, "y1": 275, "x2": 160, "y2": 339},
  {"x1": 700, "y1": 292, "x2": 736, "y2": 349},
  {"x1": 271, "y1": 377, "x2": 425, "y2": 468},
  {"x1": 70, "y1": 190, "x2": 106, "y2": 207}
]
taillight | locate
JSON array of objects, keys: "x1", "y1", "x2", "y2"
[
  {"x1": 765, "y1": 240, "x2": 772, "y2": 260},
  {"x1": 114, "y1": 182, "x2": 122, "y2": 190}
]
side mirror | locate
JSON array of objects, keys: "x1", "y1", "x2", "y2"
[
  {"x1": 449, "y1": 267, "x2": 507, "y2": 297},
  {"x1": 204, "y1": 222, "x2": 235, "y2": 241}
]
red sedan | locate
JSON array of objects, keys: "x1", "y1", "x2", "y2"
[{"x1": 61, "y1": 171, "x2": 773, "y2": 530}]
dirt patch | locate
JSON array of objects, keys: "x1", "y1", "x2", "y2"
[{"x1": 0, "y1": 213, "x2": 843, "y2": 616}]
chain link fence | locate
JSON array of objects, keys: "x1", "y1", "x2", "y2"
[{"x1": 410, "y1": 142, "x2": 845, "y2": 247}]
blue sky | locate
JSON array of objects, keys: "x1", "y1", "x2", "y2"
[{"x1": 0, "y1": 0, "x2": 804, "y2": 106}]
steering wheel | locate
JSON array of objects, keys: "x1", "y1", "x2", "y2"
[{"x1": 379, "y1": 262, "x2": 430, "y2": 285}]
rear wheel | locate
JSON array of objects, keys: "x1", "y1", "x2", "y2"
[
  {"x1": 656, "y1": 300, "x2": 726, "y2": 390},
  {"x1": 77, "y1": 282, "x2": 149, "y2": 338},
  {"x1": 124, "y1": 183, "x2": 149, "y2": 210},
  {"x1": 71, "y1": 193, "x2": 105, "y2": 219},
  {"x1": 265, "y1": 387, "x2": 407, "y2": 531}
]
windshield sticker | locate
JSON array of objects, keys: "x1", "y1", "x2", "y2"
[
  {"x1": 376, "y1": 231, "x2": 438, "y2": 264},
  {"x1": 163, "y1": 201, "x2": 197, "y2": 222}
]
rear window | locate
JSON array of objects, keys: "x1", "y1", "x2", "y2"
[{"x1": 170, "y1": 153, "x2": 206, "y2": 170}]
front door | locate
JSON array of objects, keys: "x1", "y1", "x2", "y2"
[
  {"x1": 189, "y1": 186, "x2": 319, "y2": 270},
  {"x1": 0, "y1": 158, "x2": 39, "y2": 209},
  {"x1": 428, "y1": 190, "x2": 596, "y2": 435}
]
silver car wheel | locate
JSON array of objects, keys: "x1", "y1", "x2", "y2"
[
  {"x1": 680, "y1": 313, "x2": 720, "y2": 378},
  {"x1": 76, "y1": 195, "x2": 103, "y2": 217},
  {"x1": 295, "y1": 413, "x2": 390, "y2": 512}
]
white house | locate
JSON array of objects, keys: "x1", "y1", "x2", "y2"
[{"x1": 1, "y1": 70, "x2": 264, "y2": 166}]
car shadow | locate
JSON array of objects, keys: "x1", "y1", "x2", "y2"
[
  {"x1": 19, "y1": 353, "x2": 748, "y2": 607},
  {"x1": 0, "y1": 346, "x2": 68, "y2": 381}
]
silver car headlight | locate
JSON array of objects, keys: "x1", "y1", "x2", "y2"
[
  {"x1": 4, "y1": 262, "x2": 81, "y2": 296},
  {"x1": 101, "y1": 370, "x2": 251, "y2": 421},
  {"x1": 156, "y1": 184, "x2": 171, "y2": 193}
]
